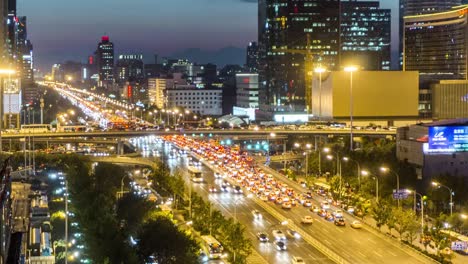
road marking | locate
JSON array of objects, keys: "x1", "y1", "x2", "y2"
[
  {"x1": 335, "y1": 227, "x2": 344, "y2": 233},
  {"x1": 323, "y1": 239, "x2": 332, "y2": 245},
  {"x1": 373, "y1": 251, "x2": 383, "y2": 257},
  {"x1": 368, "y1": 238, "x2": 377, "y2": 244},
  {"x1": 321, "y1": 227, "x2": 330, "y2": 233},
  {"x1": 358, "y1": 251, "x2": 367, "y2": 258},
  {"x1": 389, "y1": 251, "x2": 397, "y2": 257},
  {"x1": 353, "y1": 238, "x2": 362, "y2": 244}
]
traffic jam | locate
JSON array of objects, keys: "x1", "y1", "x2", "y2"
[{"x1": 162, "y1": 135, "x2": 362, "y2": 231}]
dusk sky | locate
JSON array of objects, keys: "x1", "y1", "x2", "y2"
[{"x1": 19, "y1": 0, "x2": 398, "y2": 72}]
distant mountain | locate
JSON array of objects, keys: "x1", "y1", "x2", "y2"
[{"x1": 169, "y1": 47, "x2": 246, "y2": 66}]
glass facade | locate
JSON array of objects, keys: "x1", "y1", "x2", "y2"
[
  {"x1": 404, "y1": 7, "x2": 468, "y2": 88},
  {"x1": 258, "y1": 0, "x2": 340, "y2": 112},
  {"x1": 96, "y1": 36, "x2": 114, "y2": 88},
  {"x1": 341, "y1": 1, "x2": 391, "y2": 70}
]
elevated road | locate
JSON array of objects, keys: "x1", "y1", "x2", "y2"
[{"x1": 1, "y1": 128, "x2": 395, "y2": 139}]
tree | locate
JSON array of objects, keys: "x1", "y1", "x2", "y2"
[
  {"x1": 116, "y1": 193, "x2": 154, "y2": 235},
  {"x1": 371, "y1": 201, "x2": 391, "y2": 231},
  {"x1": 137, "y1": 216, "x2": 199, "y2": 264}
]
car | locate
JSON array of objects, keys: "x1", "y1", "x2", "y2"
[
  {"x1": 272, "y1": 229, "x2": 286, "y2": 240},
  {"x1": 310, "y1": 206, "x2": 320, "y2": 213},
  {"x1": 303, "y1": 200, "x2": 312, "y2": 207},
  {"x1": 321, "y1": 201, "x2": 330, "y2": 209},
  {"x1": 208, "y1": 186, "x2": 218, "y2": 193},
  {"x1": 350, "y1": 220, "x2": 363, "y2": 229},
  {"x1": 282, "y1": 202, "x2": 292, "y2": 209},
  {"x1": 232, "y1": 185, "x2": 243, "y2": 194},
  {"x1": 257, "y1": 232, "x2": 269, "y2": 242},
  {"x1": 333, "y1": 210, "x2": 343, "y2": 218},
  {"x1": 286, "y1": 229, "x2": 301, "y2": 239},
  {"x1": 220, "y1": 184, "x2": 229, "y2": 192},
  {"x1": 291, "y1": 256, "x2": 305, "y2": 264},
  {"x1": 347, "y1": 206, "x2": 355, "y2": 213},
  {"x1": 301, "y1": 216, "x2": 314, "y2": 224},
  {"x1": 334, "y1": 218, "x2": 346, "y2": 226},
  {"x1": 214, "y1": 172, "x2": 223, "y2": 179},
  {"x1": 275, "y1": 241, "x2": 287, "y2": 251},
  {"x1": 317, "y1": 209, "x2": 327, "y2": 217},
  {"x1": 260, "y1": 195, "x2": 268, "y2": 201},
  {"x1": 252, "y1": 210, "x2": 262, "y2": 219}
]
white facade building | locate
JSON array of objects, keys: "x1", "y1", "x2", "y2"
[
  {"x1": 236, "y1": 73, "x2": 259, "y2": 109},
  {"x1": 166, "y1": 87, "x2": 222, "y2": 116}
]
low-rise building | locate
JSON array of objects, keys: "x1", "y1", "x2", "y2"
[{"x1": 166, "y1": 86, "x2": 222, "y2": 116}]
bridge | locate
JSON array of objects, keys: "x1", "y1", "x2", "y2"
[{"x1": 0, "y1": 128, "x2": 395, "y2": 139}]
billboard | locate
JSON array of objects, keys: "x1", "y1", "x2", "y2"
[{"x1": 428, "y1": 126, "x2": 468, "y2": 153}]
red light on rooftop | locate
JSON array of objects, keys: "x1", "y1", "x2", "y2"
[{"x1": 102, "y1": 35, "x2": 109, "y2": 42}]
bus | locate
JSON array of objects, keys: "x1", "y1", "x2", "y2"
[
  {"x1": 188, "y1": 166, "x2": 203, "y2": 183},
  {"x1": 200, "y1": 235, "x2": 225, "y2": 260},
  {"x1": 442, "y1": 230, "x2": 468, "y2": 255},
  {"x1": 58, "y1": 125, "x2": 88, "y2": 132},
  {"x1": 20, "y1": 124, "x2": 51, "y2": 133}
]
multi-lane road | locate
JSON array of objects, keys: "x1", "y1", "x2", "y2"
[{"x1": 130, "y1": 136, "x2": 435, "y2": 264}]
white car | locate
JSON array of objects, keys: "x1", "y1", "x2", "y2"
[
  {"x1": 291, "y1": 256, "x2": 305, "y2": 264},
  {"x1": 321, "y1": 201, "x2": 330, "y2": 209},
  {"x1": 301, "y1": 216, "x2": 314, "y2": 224},
  {"x1": 214, "y1": 172, "x2": 223, "y2": 179},
  {"x1": 272, "y1": 229, "x2": 286, "y2": 240},
  {"x1": 282, "y1": 202, "x2": 292, "y2": 209},
  {"x1": 333, "y1": 210, "x2": 343, "y2": 218},
  {"x1": 252, "y1": 210, "x2": 262, "y2": 219}
]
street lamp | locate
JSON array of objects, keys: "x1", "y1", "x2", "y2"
[
  {"x1": 344, "y1": 65, "x2": 358, "y2": 151},
  {"x1": 405, "y1": 189, "x2": 425, "y2": 233},
  {"x1": 267, "y1": 132, "x2": 276, "y2": 155},
  {"x1": 362, "y1": 170, "x2": 379, "y2": 203},
  {"x1": 380, "y1": 167, "x2": 400, "y2": 207},
  {"x1": 314, "y1": 67, "x2": 326, "y2": 120},
  {"x1": 343, "y1": 157, "x2": 361, "y2": 192},
  {"x1": 324, "y1": 147, "x2": 342, "y2": 199},
  {"x1": 432, "y1": 181, "x2": 454, "y2": 216}
]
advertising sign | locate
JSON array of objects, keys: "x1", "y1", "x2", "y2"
[
  {"x1": 392, "y1": 189, "x2": 409, "y2": 200},
  {"x1": 451, "y1": 241, "x2": 468, "y2": 251},
  {"x1": 428, "y1": 126, "x2": 468, "y2": 153}
]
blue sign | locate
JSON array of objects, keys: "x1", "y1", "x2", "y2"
[
  {"x1": 392, "y1": 189, "x2": 409, "y2": 200},
  {"x1": 428, "y1": 126, "x2": 468, "y2": 153},
  {"x1": 452, "y1": 241, "x2": 468, "y2": 251}
]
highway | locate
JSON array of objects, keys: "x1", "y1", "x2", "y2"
[
  {"x1": 154, "y1": 136, "x2": 435, "y2": 264},
  {"x1": 136, "y1": 138, "x2": 334, "y2": 264}
]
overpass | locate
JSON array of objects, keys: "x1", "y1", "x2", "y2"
[
  {"x1": 89, "y1": 156, "x2": 156, "y2": 167},
  {"x1": 0, "y1": 128, "x2": 395, "y2": 139}
]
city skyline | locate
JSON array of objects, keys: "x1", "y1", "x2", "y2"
[{"x1": 20, "y1": 0, "x2": 399, "y2": 71}]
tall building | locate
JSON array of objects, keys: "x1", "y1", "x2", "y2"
[
  {"x1": 246, "y1": 42, "x2": 259, "y2": 73},
  {"x1": 16, "y1": 17, "x2": 35, "y2": 105},
  {"x1": 0, "y1": 0, "x2": 9, "y2": 67},
  {"x1": 399, "y1": 0, "x2": 462, "y2": 69},
  {"x1": 115, "y1": 54, "x2": 144, "y2": 84},
  {"x1": 404, "y1": 5, "x2": 468, "y2": 118},
  {"x1": 341, "y1": 1, "x2": 391, "y2": 70},
  {"x1": 258, "y1": 0, "x2": 340, "y2": 113},
  {"x1": 6, "y1": 0, "x2": 16, "y2": 63},
  {"x1": 236, "y1": 73, "x2": 259, "y2": 109},
  {"x1": 148, "y1": 78, "x2": 167, "y2": 109},
  {"x1": 96, "y1": 36, "x2": 114, "y2": 89}
]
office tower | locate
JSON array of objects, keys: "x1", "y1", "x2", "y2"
[
  {"x1": 246, "y1": 42, "x2": 259, "y2": 73},
  {"x1": 6, "y1": 0, "x2": 16, "y2": 63},
  {"x1": 341, "y1": 1, "x2": 391, "y2": 70},
  {"x1": 16, "y1": 16, "x2": 35, "y2": 105},
  {"x1": 115, "y1": 54, "x2": 144, "y2": 84},
  {"x1": 96, "y1": 36, "x2": 114, "y2": 89},
  {"x1": 258, "y1": 0, "x2": 340, "y2": 113},
  {"x1": 404, "y1": 5, "x2": 468, "y2": 117},
  {"x1": 399, "y1": 0, "x2": 462, "y2": 69},
  {"x1": 236, "y1": 73, "x2": 259, "y2": 109}
]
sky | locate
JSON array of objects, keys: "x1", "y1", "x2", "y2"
[{"x1": 19, "y1": 0, "x2": 398, "y2": 72}]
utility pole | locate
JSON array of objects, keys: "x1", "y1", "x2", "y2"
[{"x1": 40, "y1": 98, "x2": 44, "y2": 124}]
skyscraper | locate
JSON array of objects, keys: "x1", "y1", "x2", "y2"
[
  {"x1": 399, "y1": 0, "x2": 462, "y2": 69},
  {"x1": 96, "y1": 36, "x2": 114, "y2": 89},
  {"x1": 115, "y1": 54, "x2": 144, "y2": 84},
  {"x1": 258, "y1": 0, "x2": 340, "y2": 113},
  {"x1": 16, "y1": 16, "x2": 35, "y2": 105},
  {"x1": 0, "y1": 0, "x2": 9, "y2": 67},
  {"x1": 341, "y1": 1, "x2": 391, "y2": 70},
  {"x1": 246, "y1": 42, "x2": 258, "y2": 73}
]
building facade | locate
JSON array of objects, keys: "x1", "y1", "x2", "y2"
[
  {"x1": 96, "y1": 36, "x2": 114, "y2": 89},
  {"x1": 258, "y1": 0, "x2": 340, "y2": 112},
  {"x1": 432, "y1": 80, "x2": 468, "y2": 119},
  {"x1": 166, "y1": 87, "x2": 222, "y2": 116},
  {"x1": 404, "y1": 6, "x2": 468, "y2": 86},
  {"x1": 148, "y1": 78, "x2": 167, "y2": 109},
  {"x1": 236, "y1": 73, "x2": 259, "y2": 109},
  {"x1": 115, "y1": 54, "x2": 144, "y2": 84},
  {"x1": 246, "y1": 42, "x2": 258, "y2": 73},
  {"x1": 341, "y1": 1, "x2": 391, "y2": 70}
]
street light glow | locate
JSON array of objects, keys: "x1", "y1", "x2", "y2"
[
  {"x1": 431, "y1": 181, "x2": 439, "y2": 187},
  {"x1": 323, "y1": 147, "x2": 330, "y2": 153},
  {"x1": 361, "y1": 170, "x2": 369, "y2": 176},
  {"x1": 344, "y1": 66, "x2": 358, "y2": 72},
  {"x1": 314, "y1": 67, "x2": 326, "y2": 73},
  {"x1": 380, "y1": 167, "x2": 389, "y2": 173}
]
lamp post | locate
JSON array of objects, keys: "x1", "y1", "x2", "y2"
[
  {"x1": 380, "y1": 167, "x2": 400, "y2": 207},
  {"x1": 314, "y1": 67, "x2": 326, "y2": 120},
  {"x1": 344, "y1": 66, "x2": 358, "y2": 151},
  {"x1": 267, "y1": 132, "x2": 276, "y2": 155},
  {"x1": 362, "y1": 170, "x2": 379, "y2": 203},
  {"x1": 406, "y1": 189, "x2": 424, "y2": 233},
  {"x1": 432, "y1": 181, "x2": 454, "y2": 216},
  {"x1": 119, "y1": 174, "x2": 129, "y2": 199},
  {"x1": 324, "y1": 148, "x2": 342, "y2": 199},
  {"x1": 343, "y1": 157, "x2": 361, "y2": 192}
]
